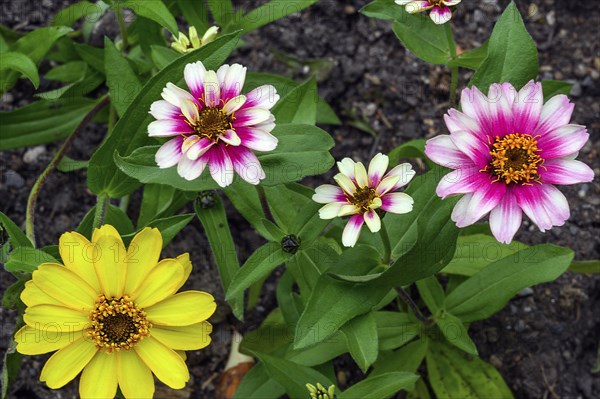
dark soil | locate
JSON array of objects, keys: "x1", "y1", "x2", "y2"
[{"x1": 1, "y1": 0, "x2": 599, "y2": 398}]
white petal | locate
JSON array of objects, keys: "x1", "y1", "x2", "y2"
[
  {"x1": 354, "y1": 162, "x2": 369, "y2": 187},
  {"x1": 162, "y1": 82, "x2": 195, "y2": 107},
  {"x1": 234, "y1": 108, "x2": 271, "y2": 127},
  {"x1": 334, "y1": 173, "x2": 357, "y2": 195},
  {"x1": 186, "y1": 138, "x2": 214, "y2": 160},
  {"x1": 180, "y1": 99, "x2": 199, "y2": 122},
  {"x1": 375, "y1": 174, "x2": 401, "y2": 196},
  {"x1": 381, "y1": 193, "x2": 414, "y2": 214},
  {"x1": 208, "y1": 146, "x2": 234, "y2": 188},
  {"x1": 364, "y1": 210, "x2": 381, "y2": 233},
  {"x1": 220, "y1": 129, "x2": 242, "y2": 146},
  {"x1": 338, "y1": 204, "x2": 359, "y2": 217},
  {"x1": 155, "y1": 137, "x2": 183, "y2": 168},
  {"x1": 150, "y1": 100, "x2": 179, "y2": 120},
  {"x1": 177, "y1": 154, "x2": 208, "y2": 181},
  {"x1": 203, "y1": 70, "x2": 221, "y2": 107},
  {"x1": 184, "y1": 61, "x2": 207, "y2": 99},
  {"x1": 342, "y1": 215, "x2": 365, "y2": 247},
  {"x1": 337, "y1": 158, "x2": 356, "y2": 180},
  {"x1": 148, "y1": 119, "x2": 193, "y2": 137},
  {"x1": 318, "y1": 202, "x2": 345, "y2": 219},
  {"x1": 313, "y1": 184, "x2": 345, "y2": 204},
  {"x1": 222, "y1": 95, "x2": 246, "y2": 115},
  {"x1": 368, "y1": 153, "x2": 389, "y2": 186},
  {"x1": 384, "y1": 163, "x2": 416, "y2": 191}
]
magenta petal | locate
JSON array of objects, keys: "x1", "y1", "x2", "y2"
[
  {"x1": 150, "y1": 100, "x2": 180, "y2": 120},
  {"x1": 512, "y1": 81, "x2": 543, "y2": 135},
  {"x1": 177, "y1": 155, "x2": 208, "y2": 181},
  {"x1": 425, "y1": 135, "x2": 472, "y2": 169},
  {"x1": 342, "y1": 214, "x2": 365, "y2": 247},
  {"x1": 241, "y1": 85, "x2": 280, "y2": 110},
  {"x1": 449, "y1": 130, "x2": 491, "y2": 168},
  {"x1": 155, "y1": 136, "x2": 183, "y2": 168},
  {"x1": 236, "y1": 127, "x2": 278, "y2": 152},
  {"x1": 186, "y1": 138, "x2": 214, "y2": 160},
  {"x1": 486, "y1": 83, "x2": 515, "y2": 137},
  {"x1": 541, "y1": 159, "x2": 594, "y2": 185},
  {"x1": 184, "y1": 61, "x2": 207, "y2": 100},
  {"x1": 220, "y1": 64, "x2": 247, "y2": 102},
  {"x1": 444, "y1": 109, "x2": 481, "y2": 136},
  {"x1": 148, "y1": 119, "x2": 194, "y2": 137},
  {"x1": 533, "y1": 94, "x2": 574, "y2": 136},
  {"x1": 452, "y1": 183, "x2": 506, "y2": 228},
  {"x1": 436, "y1": 168, "x2": 488, "y2": 199},
  {"x1": 489, "y1": 190, "x2": 522, "y2": 244},
  {"x1": 537, "y1": 124, "x2": 589, "y2": 159},
  {"x1": 233, "y1": 108, "x2": 271, "y2": 127},
  {"x1": 460, "y1": 86, "x2": 493, "y2": 135},
  {"x1": 208, "y1": 145, "x2": 234, "y2": 188},
  {"x1": 514, "y1": 184, "x2": 570, "y2": 232},
  {"x1": 429, "y1": 6, "x2": 452, "y2": 24},
  {"x1": 226, "y1": 146, "x2": 265, "y2": 185}
]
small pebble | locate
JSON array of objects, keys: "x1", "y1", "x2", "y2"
[
  {"x1": 517, "y1": 287, "x2": 534, "y2": 298},
  {"x1": 23, "y1": 145, "x2": 46, "y2": 164},
  {"x1": 490, "y1": 355, "x2": 503, "y2": 369},
  {"x1": 4, "y1": 170, "x2": 25, "y2": 188}
]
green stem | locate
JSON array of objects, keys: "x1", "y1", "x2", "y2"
[
  {"x1": 255, "y1": 185, "x2": 275, "y2": 223},
  {"x1": 93, "y1": 194, "x2": 109, "y2": 229},
  {"x1": 396, "y1": 287, "x2": 430, "y2": 324},
  {"x1": 445, "y1": 23, "x2": 458, "y2": 107},
  {"x1": 379, "y1": 220, "x2": 392, "y2": 264},
  {"x1": 25, "y1": 97, "x2": 109, "y2": 247},
  {"x1": 116, "y1": 6, "x2": 129, "y2": 51}
]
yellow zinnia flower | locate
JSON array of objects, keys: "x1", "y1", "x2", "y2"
[{"x1": 14, "y1": 225, "x2": 216, "y2": 399}]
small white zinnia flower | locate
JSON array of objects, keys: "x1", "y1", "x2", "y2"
[
  {"x1": 313, "y1": 153, "x2": 416, "y2": 247},
  {"x1": 172, "y1": 26, "x2": 219, "y2": 54},
  {"x1": 395, "y1": 0, "x2": 461, "y2": 25}
]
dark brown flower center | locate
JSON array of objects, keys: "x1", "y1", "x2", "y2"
[
  {"x1": 88, "y1": 296, "x2": 150, "y2": 352},
  {"x1": 488, "y1": 133, "x2": 543, "y2": 185},
  {"x1": 193, "y1": 107, "x2": 233, "y2": 141},
  {"x1": 347, "y1": 186, "x2": 378, "y2": 213}
]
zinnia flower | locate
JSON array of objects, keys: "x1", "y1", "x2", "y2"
[
  {"x1": 425, "y1": 81, "x2": 594, "y2": 244},
  {"x1": 14, "y1": 225, "x2": 216, "y2": 398},
  {"x1": 313, "y1": 153, "x2": 416, "y2": 247},
  {"x1": 172, "y1": 26, "x2": 219, "y2": 53},
  {"x1": 148, "y1": 61, "x2": 280, "y2": 187},
  {"x1": 395, "y1": 0, "x2": 461, "y2": 24}
]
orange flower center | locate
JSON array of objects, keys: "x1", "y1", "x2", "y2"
[
  {"x1": 347, "y1": 186, "x2": 378, "y2": 213},
  {"x1": 489, "y1": 133, "x2": 543, "y2": 185},
  {"x1": 88, "y1": 296, "x2": 150, "y2": 352}
]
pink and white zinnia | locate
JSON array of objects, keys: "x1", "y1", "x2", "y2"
[
  {"x1": 148, "y1": 61, "x2": 280, "y2": 187},
  {"x1": 425, "y1": 81, "x2": 594, "y2": 244},
  {"x1": 395, "y1": 0, "x2": 461, "y2": 25},
  {"x1": 313, "y1": 154, "x2": 416, "y2": 247}
]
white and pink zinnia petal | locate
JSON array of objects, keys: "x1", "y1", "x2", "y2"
[
  {"x1": 147, "y1": 61, "x2": 280, "y2": 187},
  {"x1": 313, "y1": 153, "x2": 416, "y2": 247},
  {"x1": 425, "y1": 81, "x2": 594, "y2": 244},
  {"x1": 395, "y1": 0, "x2": 461, "y2": 24}
]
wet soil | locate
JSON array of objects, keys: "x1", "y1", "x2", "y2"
[{"x1": 1, "y1": 0, "x2": 599, "y2": 398}]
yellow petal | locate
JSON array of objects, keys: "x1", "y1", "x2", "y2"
[
  {"x1": 23, "y1": 305, "x2": 90, "y2": 331},
  {"x1": 14, "y1": 325, "x2": 85, "y2": 355},
  {"x1": 131, "y1": 259, "x2": 184, "y2": 308},
  {"x1": 32, "y1": 264, "x2": 98, "y2": 311},
  {"x1": 176, "y1": 350, "x2": 187, "y2": 360},
  {"x1": 117, "y1": 350, "x2": 155, "y2": 399},
  {"x1": 79, "y1": 352, "x2": 118, "y2": 399},
  {"x1": 146, "y1": 291, "x2": 216, "y2": 326},
  {"x1": 21, "y1": 280, "x2": 63, "y2": 307},
  {"x1": 175, "y1": 253, "x2": 192, "y2": 290},
  {"x1": 40, "y1": 337, "x2": 97, "y2": 388},
  {"x1": 124, "y1": 227, "x2": 163, "y2": 294},
  {"x1": 59, "y1": 231, "x2": 101, "y2": 292},
  {"x1": 91, "y1": 224, "x2": 123, "y2": 245},
  {"x1": 151, "y1": 321, "x2": 212, "y2": 350},
  {"x1": 93, "y1": 234, "x2": 127, "y2": 298},
  {"x1": 134, "y1": 336, "x2": 189, "y2": 389}
]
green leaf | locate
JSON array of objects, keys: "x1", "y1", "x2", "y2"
[
  {"x1": 375, "y1": 311, "x2": 420, "y2": 352},
  {"x1": 114, "y1": 124, "x2": 334, "y2": 190},
  {"x1": 1, "y1": 337, "x2": 23, "y2": 399},
  {"x1": 286, "y1": 240, "x2": 339, "y2": 294},
  {"x1": 0, "y1": 52, "x2": 39, "y2": 88},
  {"x1": 4, "y1": 247, "x2": 58, "y2": 274},
  {"x1": 226, "y1": 242, "x2": 288, "y2": 301},
  {"x1": 416, "y1": 276, "x2": 445, "y2": 315},
  {"x1": 228, "y1": 1, "x2": 318, "y2": 33},
  {"x1": 36, "y1": 70, "x2": 103, "y2": 101},
  {"x1": 176, "y1": 0, "x2": 209, "y2": 33},
  {"x1": 2, "y1": 279, "x2": 25, "y2": 309},
  {"x1": 125, "y1": 214, "x2": 194, "y2": 248},
  {"x1": 435, "y1": 312, "x2": 478, "y2": 356},
  {"x1": 387, "y1": 139, "x2": 433, "y2": 168},
  {"x1": 56, "y1": 156, "x2": 89, "y2": 173},
  {"x1": 272, "y1": 77, "x2": 318, "y2": 124},
  {"x1": 441, "y1": 234, "x2": 528, "y2": 276},
  {"x1": 427, "y1": 339, "x2": 513, "y2": 399},
  {"x1": 0, "y1": 97, "x2": 97, "y2": 150},
  {"x1": 151, "y1": 45, "x2": 180, "y2": 69},
  {"x1": 119, "y1": 0, "x2": 179, "y2": 34},
  {"x1": 391, "y1": 11, "x2": 450, "y2": 64},
  {"x1": 360, "y1": 0, "x2": 405, "y2": 21},
  {"x1": 294, "y1": 275, "x2": 389, "y2": 350},
  {"x1": 0, "y1": 211, "x2": 32, "y2": 248},
  {"x1": 541, "y1": 79, "x2": 574, "y2": 101},
  {"x1": 234, "y1": 363, "x2": 286, "y2": 399},
  {"x1": 250, "y1": 351, "x2": 332, "y2": 399},
  {"x1": 244, "y1": 72, "x2": 340, "y2": 125},
  {"x1": 224, "y1": 181, "x2": 272, "y2": 239},
  {"x1": 444, "y1": 244, "x2": 574, "y2": 322},
  {"x1": 104, "y1": 37, "x2": 142, "y2": 117},
  {"x1": 51, "y1": 1, "x2": 101, "y2": 27},
  {"x1": 73, "y1": 42, "x2": 105, "y2": 73},
  {"x1": 339, "y1": 372, "x2": 419, "y2": 399},
  {"x1": 76, "y1": 204, "x2": 135, "y2": 239},
  {"x1": 0, "y1": 26, "x2": 72, "y2": 92},
  {"x1": 88, "y1": 31, "x2": 241, "y2": 198},
  {"x1": 469, "y1": 1, "x2": 538, "y2": 92},
  {"x1": 195, "y1": 196, "x2": 244, "y2": 318},
  {"x1": 45, "y1": 61, "x2": 88, "y2": 83},
  {"x1": 447, "y1": 41, "x2": 489, "y2": 70},
  {"x1": 371, "y1": 339, "x2": 428, "y2": 377},
  {"x1": 569, "y1": 260, "x2": 600, "y2": 274},
  {"x1": 342, "y1": 312, "x2": 379, "y2": 372},
  {"x1": 137, "y1": 184, "x2": 177, "y2": 227},
  {"x1": 206, "y1": 0, "x2": 234, "y2": 26}
]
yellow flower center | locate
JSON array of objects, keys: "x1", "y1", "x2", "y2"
[
  {"x1": 88, "y1": 296, "x2": 151, "y2": 352},
  {"x1": 347, "y1": 186, "x2": 378, "y2": 213},
  {"x1": 489, "y1": 133, "x2": 543, "y2": 185},
  {"x1": 192, "y1": 107, "x2": 233, "y2": 141}
]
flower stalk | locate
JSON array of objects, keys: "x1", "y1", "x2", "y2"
[
  {"x1": 25, "y1": 96, "x2": 109, "y2": 246},
  {"x1": 445, "y1": 23, "x2": 458, "y2": 107},
  {"x1": 396, "y1": 286, "x2": 430, "y2": 324},
  {"x1": 379, "y1": 220, "x2": 392, "y2": 264}
]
